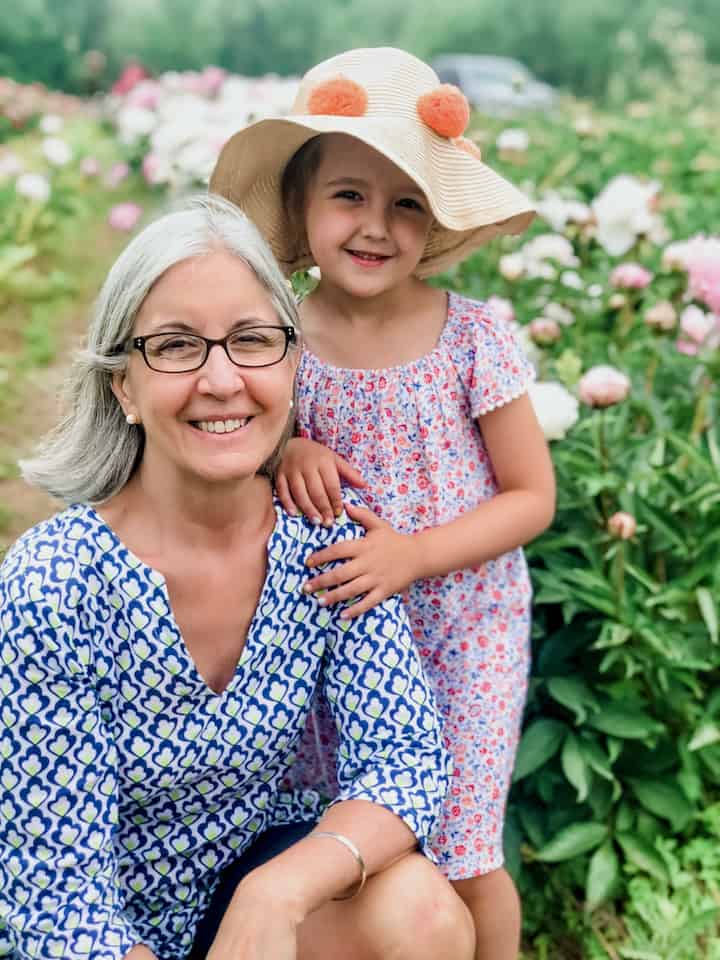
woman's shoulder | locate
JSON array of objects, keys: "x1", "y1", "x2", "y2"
[
  {"x1": 274, "y1": 487, "x2": 368, "y2": 552},
  {"x1": 1, "y1": 503, "x2": 101, "y2": 596}
]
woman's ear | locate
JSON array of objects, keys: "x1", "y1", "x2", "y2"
[{"x1": 111, "y1": 370, "x2": 134, "y2": 420}]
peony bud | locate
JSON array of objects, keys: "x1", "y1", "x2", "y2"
[
  {"x1": 608, "y1": 293, "x2": 626, "y2": 310},
  {"x1": 610, "y1": 262, "x2": 653, "y2": 290},
  {"x1": 529, "y1": 317, "x2": 561, "y2": 345},
  {"x1": 608, "y1": 511, "x2": 637, "y2": 540},
  {"x1": 579, "y1": 365, "x2": 631, "y2": 407},
  {"x1": 644, "y1": 301, "x2": 677, "y2": 332},
  {"x1": 499, "y1": 253, "x2": 525, "y2": 281}
]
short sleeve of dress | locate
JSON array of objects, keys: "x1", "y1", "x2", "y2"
[
  {"x1": 0, "y1": 533, "x2": 142, "y2": 960},
  {"x1": 449, "y1": 294, "x2": 535, "y2": 419}
]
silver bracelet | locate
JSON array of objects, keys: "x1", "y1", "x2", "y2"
[{"x1": 309, "y1": 830, "x2": 367, "y2": 900}]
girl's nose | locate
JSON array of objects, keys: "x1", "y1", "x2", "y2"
[{"x1": 360, "y1": 201, "x2": 389, "y2": 239}]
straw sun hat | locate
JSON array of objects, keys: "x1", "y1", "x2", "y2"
[{"x1": 210, "y1": 47, "x2": 535, "y2": 278}]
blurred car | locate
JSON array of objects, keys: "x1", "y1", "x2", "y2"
[{"x1": 430, "y1": 54, "x2": 557, "y2": 116}]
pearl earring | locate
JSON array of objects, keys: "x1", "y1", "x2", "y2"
[
  {"x1": 126, "y1": 413, "x2": 138, "y2": 425},
  {"x1": 289, "y1": 399, "x2": 295, "y2": 411}
]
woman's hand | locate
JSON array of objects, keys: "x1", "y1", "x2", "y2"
[
  {"x1": 303, "y1": 501, "x2": 420, "y2": 618},
  {"x1": 206, "y1": 883, "x2": 299, "y2": 960},
  {"x1": 276, "y1": 437, "x2": 366, "y2": 527}
]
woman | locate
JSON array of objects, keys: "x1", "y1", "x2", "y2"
[{"x1": 0, "y1": 197, "x2": 474, "y2": 960}]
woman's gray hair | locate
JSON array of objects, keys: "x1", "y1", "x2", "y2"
[{"x1": 21, "y1": 194, "x2": 300, "y2": 504}]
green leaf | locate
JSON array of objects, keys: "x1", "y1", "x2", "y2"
[
  {"x1": 547, "y1": 676, "x2": 598, "y2": 723},
  {"x1": 629, "y1": 778, "x2": 694, "y2": 832},
  {"x1": 535, "y1": 822, "x2": 608, "y2": 862},
  {"x1": 696, "y1": 587, "x2": 718, "y2": 644},
  {"x1": 689, "y1": 722, "x2": 720, "y2": 751},
  {"x1": 561, "y1": 733, "x2": 590, "y2": 802},
  {"x1": 616, "y1": 832, "x2": 669, "y2": 883},
  {"x1": 512, "y1": 719, "x2": 567, "y2": 782},
  {"x1": 588, "y1": 705, "x2": 662, "y2": 740},
  {"x1": 585, "y1": 839, "x2": 619, "y2": 911}
]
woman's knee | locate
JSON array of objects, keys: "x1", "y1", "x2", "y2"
[{"x1": 362, "y1": 853, "x2": 475, "y2": 960}]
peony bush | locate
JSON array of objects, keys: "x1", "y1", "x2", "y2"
[{"x1": 444, "y1": 95, "x2": 719, "y2": 956}]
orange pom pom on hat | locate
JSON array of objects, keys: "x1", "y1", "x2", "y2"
[{"x1": 210, "y1": 47, "x2": 534, "y2": 278}]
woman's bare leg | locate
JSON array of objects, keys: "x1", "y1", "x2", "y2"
[{"x1": 298, "y1": 853, "x2": 475, "y2": 960}]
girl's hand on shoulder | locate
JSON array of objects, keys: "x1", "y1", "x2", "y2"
[
  {"x1": 276, "y1": 437, "x2": 366, "y2": 527},
  {"x1": 304, "y1": 501, "x2": 420, "y2": 618}
]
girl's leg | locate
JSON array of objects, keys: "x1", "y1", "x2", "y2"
[
  {"x1": 452, "y1": 868, "x2": 521, "y2": 960},
  {"x1": 298, "y1": 852, "x2": 476, "y2": 960}
]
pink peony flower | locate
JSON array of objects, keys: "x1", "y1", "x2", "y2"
[
  {"x1": 579, "y1": 365, "x2": 631, "y2": 407},
  {"x1": 80, "y1": 156, "x2": 100, "y2": 177},
  {"x1": 610, "y1": 262, "x2": 653, "y2": 290},
  {"x1": 486, "y1": 295, "x2": 515, "y2": 326},
  {"x1": 108, "y1": 202, "x2": 143, "y2": 232},
  {"x1": 680, "y1": 304, "x2": 716, "y2": 345},
  {"x1": 683, "y1": 235, "x2": 720, "y2": 315},
  {"x1": 608, "y1": 511, "x2": 637, "y2": 540},
  {"x1": 105, "y1": 162, "x2": 130, "y2": 187},
  {"x1": 529, "y1": 318, "x2": 561, "y2": 345},
  {"x1": 112, "y1": 62, "x2": 150, "y2": 96},
  {"x1": 142, "y1": 153, "x2": 162, "y2": 185}
]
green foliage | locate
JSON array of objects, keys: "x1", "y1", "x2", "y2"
[
  {"x1": 1, "y1": 0, "x2": 720, "y2": 101},
  {"x1": 443, "y1": 97, "x2": 720, "y2": 957}
]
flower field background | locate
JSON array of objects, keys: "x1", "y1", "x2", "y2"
[{"x1": 1, "y1": 26, "x2": 720, "y2": 960}]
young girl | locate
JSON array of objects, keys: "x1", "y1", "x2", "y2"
[{"x1": 211, "y1": 47, "x2": 555, "y2": 960}]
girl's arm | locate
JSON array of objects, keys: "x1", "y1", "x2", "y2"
[{"x1": 303, "y1": 394, "x2": 555, "y2": 617}]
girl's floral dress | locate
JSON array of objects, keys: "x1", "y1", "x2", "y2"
[{"x1": 292, "y1": 292, "x2": 536, "y2": 878}]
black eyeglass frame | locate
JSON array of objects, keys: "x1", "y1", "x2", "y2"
[{"x1": 127, "y1": 325, "x2": 298, "y2": 373}]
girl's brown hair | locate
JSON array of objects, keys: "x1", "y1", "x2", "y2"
[{"x1": 280, "y1": 136, "x2": 324, "y2": 262}]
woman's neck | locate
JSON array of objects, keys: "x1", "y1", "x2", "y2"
[{"x1": 99, "y1": 467, "x2": 275, "y2": 562}]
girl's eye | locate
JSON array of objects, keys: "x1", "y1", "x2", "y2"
[
  {"x1": 333, "y1": 190, "x2": 362, "y2": 201},
  {"x1": 397, "y1": 198, "x2": 425, "y2": 212}
]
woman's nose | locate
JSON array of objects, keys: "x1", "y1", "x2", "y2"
[{"x1": 196, "y1": 343, "x2": 245, "y2": 395}]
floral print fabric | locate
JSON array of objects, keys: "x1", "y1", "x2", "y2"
[
  {"x1": 293, "y1": 292, "x2": 535, "y2": 878},
  {"x1": 0, "y1": 498, "x2": 449, "y2": 959}
]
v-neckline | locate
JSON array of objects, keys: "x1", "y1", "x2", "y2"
[{"x1": 82, "y1": 500, "x2": 284, "y2": 698}]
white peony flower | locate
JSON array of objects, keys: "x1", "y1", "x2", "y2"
[
  {"x1": 543, "y1": 302, "x2": 575, "y2": 326},
  {"x1": 536, "y1": 191, "x2": 592, "y2": 232},
  {"x1": 42, "y1": 137, "x2": 72, "y2": 166},
  {"x1": 529, "y1": 381, "x2": 579, "y2": 440},
  {"x1": 39, "y1": 114, "x2": 64, "y2": 134},
  {"x1": 15, "y1": 172, "x2": 51, "y2": 202},
  {"x1": 496, "y1": 128, "x2": 529, "y2": 152},
  {"x1": 0, "y1": 150, "x2": 23, "y2": 179},
  {"x1": 523, "y1": 234, "x2": 579, "y2": 268},
  {"x1": 591, "y1": 174, "x2": 663, "y2": 257}
]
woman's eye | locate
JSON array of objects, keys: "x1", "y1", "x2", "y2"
[{"x1": 157, "y1": 336, "x2": 197, "y2": 353}]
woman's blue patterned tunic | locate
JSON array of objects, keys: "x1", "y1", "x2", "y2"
[{"x1": 0, "y1": 498, "x2": 449, "y2": 959}]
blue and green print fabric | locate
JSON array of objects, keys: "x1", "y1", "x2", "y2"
[{"x1": 0, "y1": 496, "x2": 449, "y2": 960}]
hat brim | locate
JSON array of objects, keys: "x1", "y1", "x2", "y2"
[{"x1": 210, "y1": 115, "x2": 535, "y2": 278}]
